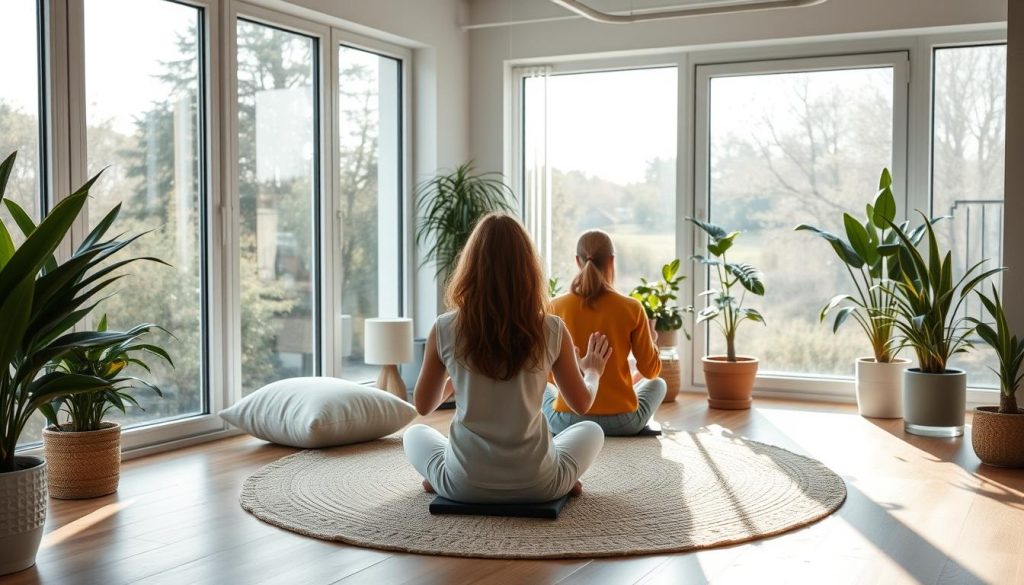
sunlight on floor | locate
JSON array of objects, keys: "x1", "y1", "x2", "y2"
[{"x1": 41, "y1": 499, "x2": 135, "y2": 549}]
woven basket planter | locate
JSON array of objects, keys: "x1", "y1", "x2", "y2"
[
  {"x1": 42, "y1": 423, "x2": 121, "y2": 499},
  {"x1": 972, "y1": 407, "x2": 1024, "y2": 468}
]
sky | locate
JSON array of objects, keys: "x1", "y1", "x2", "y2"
[{"x1": 0, "y1": 0, "x2": 195, "y2": 135}]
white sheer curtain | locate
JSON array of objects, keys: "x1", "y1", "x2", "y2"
[{"x1": 521, "y1": 66, "x2": 552, "y2": 272}]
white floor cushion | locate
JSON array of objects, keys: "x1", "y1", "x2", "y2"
[{"x1": 220, "y1": 377, "x2": 417, "y2": 448}]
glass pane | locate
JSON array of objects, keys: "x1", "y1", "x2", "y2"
[
  {"x1": 0, "y1": 0, "x2": 43, "y2": 244},
  {"x1": 6, "y1": 1, "x2": 46, "y2": 447},
  {"x1": 525, "y1": 68, "x2": 677, "y2": 293},
  {"x1": 708, "y1": 67, "x2": 894, "y2": 377},
  {"x1": 237, "y1": 20, "x2": 318, "y2": 394},
  {"x1": 338, "y1": 46, "x2": 402, "y2": 383},
  {"x1": 83, "y1": 0, "x2": 205, "y2": 426},
  {"x1": 933, "y1": 45, "x2": 1006, "y2": 388}
]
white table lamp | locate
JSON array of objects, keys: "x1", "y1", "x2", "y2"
[{"x1": 364, "y1": 318, "x2": 414, "y2": 400}]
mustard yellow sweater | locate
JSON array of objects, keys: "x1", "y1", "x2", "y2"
[{"x1": 550, "y1": 291, "x2": 661, "y2": 415}]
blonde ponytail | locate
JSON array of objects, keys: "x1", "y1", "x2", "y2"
[{"x1": 570, "y1": 230, "x2": 615, "y2": 307}]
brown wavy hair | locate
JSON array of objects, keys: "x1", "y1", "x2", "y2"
[
  {"x1": 570, "y1": 229, "x2": 615, "y2": 307},
  {"x1": 445, "y1": 213, "x2": 549, "y2": 380}
]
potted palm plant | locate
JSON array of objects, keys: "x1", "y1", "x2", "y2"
[
  {"x1": 40, "y1": 316, "x2": 171, "y2": 499},
  {"x1": 414, "y1": 163, "x2": 513, "y2": 408},
  {"x1": 630, "y1": 259, "x2": 688, "y2": 401},
  {"x1": 883, "y1": 212, "x2": 1003, "y2": 437},
  {"x1": 0, "y1": 152, "x2": 153, "y2": 575},
  {"x1": 795, "y1": 168, "x2": 911, "y2": 418},
  {"x1": 968, "y1": 287, "x2": 1024, "y2": 466},
  {"x1": 688, "y1": 218, "x2": 766, "y2": 409},
  {"x1": 415, "y1": 162, "x2": 514, "y2": 281}
]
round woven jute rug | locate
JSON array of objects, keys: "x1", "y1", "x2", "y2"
[{"x1": 240, "y1": 431, "x2": 846, "y2": 559}]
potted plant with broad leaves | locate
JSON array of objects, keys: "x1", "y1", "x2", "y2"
[
  {"x1": 630, "y1": 259, "x2": 689, "y2": 402},
  {"x1": 796, "y1": 168, "x2": 913, "y2": 418},
  {"x1": 687, "y1": 218, "x2": 766, "y2": 410},
  {"x1": 883, "y1": 211, "x2": 1003, "y2": 437},
  {"x1": 967, "y1": 287, "x2": 1024, "y2": 466},
  {"x1": 40, "y1": 316, "x2": 171, "y2": 499},
  {"x1": 0, "y1": 152, "x2": 156, "y2": 575}
]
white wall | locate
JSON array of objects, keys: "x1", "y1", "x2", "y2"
[
  {"x1": 262, "y1": 0, "x2": 471, "y2": 335},
  {"x1": 468, "y1": 0, "x2": 1008, "y2": 173}
]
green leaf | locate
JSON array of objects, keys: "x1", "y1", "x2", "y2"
[
  {"x1": 844, "y1": 213, "x2": 873, "y2": 265},
  {"x1": 0, "y1": 215, "x2": 14, "y2": 269},
  {"x1": 740, "y1": 308, "x2": 766, "y2": 325},
  {"x1": 819, "y1": 294, "x2": 855, "y2": 322},
  {"x1": 872, "y1": 170, "x2": 896, "y2": 228},
  {"x1": 726, "y1": 262, "x2": 765, "y2": 295},
  {"x1": 795, "y1": 224, "x2": 864, "y2": 268},
  {"x1": 687, "y1": 217, "x2": 728, "y2": 240},
  {"x1": 0, "y1": 151, "x2": 15, "y2": 199},
  {"x1": 833, "y1": 306, "x2": 858, "y2": 333}
]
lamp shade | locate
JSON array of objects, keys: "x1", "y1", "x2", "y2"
[{"x1": 364, "y1": 318, "x2": 414, "y2": 365}]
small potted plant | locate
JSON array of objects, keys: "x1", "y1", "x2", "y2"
[
  {"x1": 796, "y1": 168, "x2": 911, "y2": 418},
  {"x1": 967, "y1": 286, "x2": 1024, "y2": 466},
  {"x1": 40, "y1": 316, "x2": 171, "y2": 499},
  {"x1": 688, "y1": 218, "x2": 766, "y2": 410},
  {"x1": 630, "y1": 259, "x2": 689, "y2": 401},
  {"x1": 883, "y1": 212, "x2": 1003, "y2": 437},
  {"x1": 0, "y1": 152, "x2": 152, "y2": 575}
]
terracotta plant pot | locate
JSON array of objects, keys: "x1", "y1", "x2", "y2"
[
  {"x1": 972, "y1": 407, "x2": 1024, "y2": 467},
  {"x1": 702, "y1": 356, "x2": 758, "y2": 410},
  {"x1": 903, "y1": 368, "x2": 966, "y2": 437},
  {"x1": 855, "y1": 357, "x2": 911, "y2": 419},
  {"x1": 0, "y1": 456, "x2": 47, "y2": 576},
  {"x1": 42, "y1": 422, "x2": 122, "y2": 499},
  {"x1": 655, "y1": 328, "x2": 679, "y2": 349}
]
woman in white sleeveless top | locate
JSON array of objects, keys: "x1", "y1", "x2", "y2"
[{"x1": 403, "y1": 214, "x2": 612, "y2": 503}]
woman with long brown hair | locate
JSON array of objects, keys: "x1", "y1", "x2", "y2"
[
  {"x1": 544, "y1": 229, "x2": 666, "y2": 435},
  {"x1": 403, "y1": 214, "x2": 612, "y2": 503}
]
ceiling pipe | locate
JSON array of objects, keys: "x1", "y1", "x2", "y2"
[{"x1": 548, "y1": 0, "x2": 828, "y2": 24}]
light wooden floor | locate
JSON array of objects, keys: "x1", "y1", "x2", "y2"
[{"x1": 4, "y1": 396, "x2": 1024, "y2": 585}]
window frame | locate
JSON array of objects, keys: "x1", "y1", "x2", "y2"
[
  {"x1": 229, "y1": 3, "x2": 330, "y2": 398},
  {"x1": 508, "y1": 28, "x2": 1011, "y2": 407},
  {"x1": 692, "y1": 51, "x2": 910, "y2": 395}
]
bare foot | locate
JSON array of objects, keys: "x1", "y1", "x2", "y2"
[
  {"x1": 422, "y1": 479, "x2": 436, "y2": 494},
  {"x1": 569, "y1": 481, "x2": 583, "y2": 497}
]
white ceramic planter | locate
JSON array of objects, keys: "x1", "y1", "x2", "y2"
[
  {"x1": 0, "y1": 456, "x2": 47, "y2": 576},
  {"x1": 903, "y1": 368, "x2": 966, "y2": 437},
  {"x1": 855, "y1": 357, "x2": 911, "y2": 419}
]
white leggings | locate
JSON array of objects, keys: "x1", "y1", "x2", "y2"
[{"x1": 402, "y1": 422, "x2": 605, "y2": 504}]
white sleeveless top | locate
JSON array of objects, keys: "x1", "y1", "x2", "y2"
[{"x1": 435, "y1": 310, "x2": 563, "y2": 490}]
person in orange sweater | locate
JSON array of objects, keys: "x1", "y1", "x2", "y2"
[{"x1": 543, "y1": 229, "x2": 667, "y2": 436}]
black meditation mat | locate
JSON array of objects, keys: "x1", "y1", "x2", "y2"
[{"x1": 429, "y1": 494, "x2": 570, "y2": 519}]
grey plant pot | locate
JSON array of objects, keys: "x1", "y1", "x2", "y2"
[
  {"x1": 903, "y1": 368, "x2": 966, "y2": 437},
  {"x1": 0, "y1": 456, "x2": 47, "y2": 576}
]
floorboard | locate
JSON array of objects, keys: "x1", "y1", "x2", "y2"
[{"x1": 4, "y1": 396, "x2": 1022, "y2": 585}]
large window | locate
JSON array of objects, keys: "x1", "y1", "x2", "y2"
[
  {"x1": 932, "y1": 44, "x2": 1007, "y2": 388},
  {"x1": 522, "y1": 67, "x2": 677, "y2": 291},
  {"x1": 83, "y1": 0, "x2": 207, "y2": 425},
  {"x1": 337, "y1": 44, "x2": 403, "y2": 382},
  {"x1": 0, "y1": 0, "x2": 44, "y2": 244},
  {"x1": 6, "y1": 0, "x2": 47, "y2": 447},
  {"x1": 702, "y1": 58, "x2": 901, "y2": 379},
  {"x1": 237, "y1": 20, "x2": 319, "y2": 394}
]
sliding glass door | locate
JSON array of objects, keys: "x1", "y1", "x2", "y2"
[
  {"x1": 337, "y1": 44, "x2": 403, "y2": 383},
  {"x1": 521, "y1": 66, "x2": 678, "y2": 292},
  {"x1": 236, "y1": 19, "x2": 320, "y2": 394},
  {"x1": 83, "y1": 0, "x2": 208, "y2": 426}
]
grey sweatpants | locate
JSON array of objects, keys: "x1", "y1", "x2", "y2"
[
  {"x1": 542, "y1": 378, "x2": 667, "y2": 436},
  {"x1": 402, "y1": 421, "x2": 604, "y2": 504}
]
